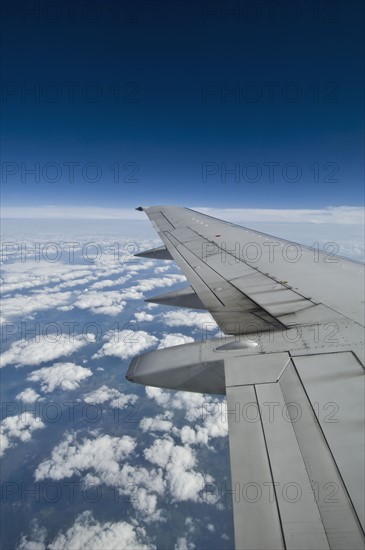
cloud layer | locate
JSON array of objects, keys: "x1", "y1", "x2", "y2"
[
  {"x1": 27, "y1": 362, "x2": 93, "y2": 393},
  {"x1": 93, "y1": 330, "x2": 158, "y2": 360},
  {"x1": 18, "y1": 511, "x2": 155, "y2": 550},
  {"x1": 0, "y1": 413, "x2": 45, "y2": 457},
  {"x1": 1, "y1": 335, "x2": 87, "y2": 368},
  {"x1": 3, "y1": 205, "x2": 364, "y2": 224}
]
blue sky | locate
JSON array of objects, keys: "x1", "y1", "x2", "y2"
[{"x1": 1, "y1": 0, "x2": 364, "y2": 211}]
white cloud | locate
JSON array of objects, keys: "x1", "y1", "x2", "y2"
[
  {"x1": 158, "y1": 333, "x2": 194, "y2": 349},
  {"x1": 154, "y1": 265, "x2": 172, "y2": 273},
  {"x1": 0, "y1": 256, "x2": 154, "y2": 327},
  {"x1": 145, "y1": 386, "x2": 171, "y2": 407},
  {"x1": 1, "y1": 335, "x2": 87, "y2": 368},
  {"x1": 185, "y1": 517, "x2": 196, "y2": 534},
  {"x1": 34, "y1": 431, "x2": 165, "y2": 519},
  {"x1": 94, "y1": 330, "x2": 158, "y2": 360},
  {"x1": 35, "y1": 432, "x2": 136, "y2": 482},
  {"x1": 103, "y1": 274, "x2": 186, "y2": 305},
  {"x1": 1, "y1": 206, "x2": 146, "y2": 220},
  {"x1": 144, "y1": 437, "x2": 215, "y2": 503},
  {"x1": 1, "y1": 291, "x2": 73, "y2": 321},
  {"x1": 146, "y1": 302, "x2": 159, "y2": 309},
  {"x1": 17, "y1": 521, "x2": 47, "y2": 550},
  {"x1": 55, "y1": 276, "x2": 98, "y2": 289},
  {"x1": 83, "y1": 384, "x2": 138, "y2": 409},
  {"x1": 16, "y1": 388, "x2": 43, "y2": 403},
  {"x1": 4, "y1": 205, "x2": 364, "y2": 224},
  {"x1": 135, "y1": 311, "x2": 154, "y2": 322},
  {"x1": 90, "y1": 274, "x2": 132, "y2": 290},
  {"x1": 175, "y1": 537, "x2": 195, "y2": 550},
  {"x1": 140, "y1": 412, "x2": 173, "y2": 434},
  {"x1": 144, "y1": 388, "x2": 228, "y2": 447},
  {"x1": 73, "y1": 290, "x2": 127, "y2": 316},
  {"x1": 0, "y1": 261, "x2": 97, "y2": 294},
  {"x1": 178, "y1": 419, "x2": 228, "y2": 447},
  {"x1": 82, "y1": 384, "x2": 121, "y2": 404},
  {"x1": 194, "y1": 206, "x2": 365, "y2": 225},
  {"x1": 161, "y1": 310, "x2": 218, "y2": 331},
  {"x1": 18, "y1": 511, "x2": 155, "y2": 550},
  {"x1": 27, "y1": 362, "x2": 93, "y2": 393},
  {"x1": 124, "y1": 261, "x2": 155, "y2": 272},
  {"x1": 0, "y1": 413, "x2": 45, "y2": 456},
  {"x1": 118, "y1": 287, "x2": 144, "y2": 300},
  {"x1": 134, "y1": 275, "x2": 186, "y2": 292},
  {"x1": 174, "y1": 393, "x2": 229, "y2": 444}
]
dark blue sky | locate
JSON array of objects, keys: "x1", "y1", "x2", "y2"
[{"x1": 1, "y1": 0, "x2": 364, "y2": 209}]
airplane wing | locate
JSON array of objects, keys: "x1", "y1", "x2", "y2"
[{"x1": 127, "y1": 205, "x2": 365, "y2": 550}]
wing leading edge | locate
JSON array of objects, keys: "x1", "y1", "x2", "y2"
[{"x1": 127, "y1": 206, "x2": 365, "y2": 550}]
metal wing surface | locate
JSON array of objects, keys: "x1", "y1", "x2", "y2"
[{"x1": 127, "y1": 205, "x2": 365, "y2": 550}]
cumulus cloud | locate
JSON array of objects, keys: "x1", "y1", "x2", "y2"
[
  {"x1": 27, "y1": 362, "x2": 93, "y2": 393},
  {"x1": 118, "y1": 287, "x2": 144, "y2": 300},
  {"x1": 1, "y1": 335, "x2": 87, "y2": 368},
  {"x1": 90, "y1": 274, "x2": 132, "y2": 290},
  {"x1": 57, "y1": 304, "x2": 75, "y2": 311},
  {"x1": 146, "y1": 302, "x2": 158, "y2": 310},
  {"x1": 140, "y1": 412, "x2": 174, "y2": 434},
  {"x1": 0, "y1": 413, "x2": 45, "y2": 456},
  {"x1": 161, "y1": 310, "x2": 218, "y2": 331},
  {"x1": 145, "y1": 386, "x2": 171, "y2": 407},
  {"x1": 83, "y1": 385, "x2": 138, "y2": 409},
  {"x1": 144, "y1": 437, "x2": 215, "y2": 503},
  {"x1": 0, "y1": 248, "x2": 166, "y2": 324},
  {"x1": 93, "y1": 330, "x2": 158, "y2": 360},
  {"x1": 144, "y1": 388, "x2": 228, "y2": 447},
  {"x1": 47, "y1": 511, "x2": 155, "y2": 550},
  {"x1": 185, "y1": 517, "x2": 196, "y2": 534},
  {"x1": 0, "y1": 261, "x2": 92, "y2": 294},
  {"x1": 73, "y1": 290, "x2": 127, "y2": 316},
  {"x1": 157, "y1": 333, "x2": 194, "y2": 349},
  {"x1": 35, "y1": 432, "x2": 136, "y2": 482},
  {"x1": 0, "y1": 257, "x2": 130, "y2": 301},
  {"x1": 171, "y1": 392, "x2": 229, "y2": 443},
  {"x1": 154, "y1": 265, "x2": 172, "y2": 273},
  {"x1": 175, "y1": 537, "x2": 196, "y2": 550},
  {"x1": 123, "y1": 261, "x2": 155, "y2": 272},
  {"x1": 34, "y1": 431, "x2": 165, "y2": 518},
  {"x1": 101, "y1": 274, "x2": 187, "y2": 305},
  {"x1": 18, "y1": 521, "x2": 47, "y2": 550},
  {"x1": 55, "y1": 276, "x2": 98, "y2": 290},
  {"x1": 134, "y1": 311, "x2": 154, "y2": 322},
  {"x1": 134, "y1": 275, "x2": 186, "y2": 293},
  {"x1": 18, "y1": 514, "x2": 155, "y2": 550},
  {"x1": 16, "y1": 387, "x2": 43, "y2": 403},
  {"x1": 1, "y1": 291, "x2": 73, "y2": 321}
]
